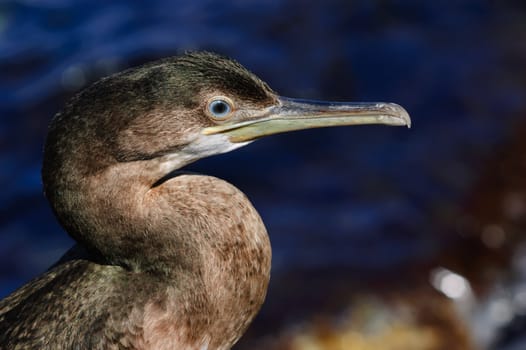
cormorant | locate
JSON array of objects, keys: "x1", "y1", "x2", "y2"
[{"x1": 0, "y1": 52, "x2": 410, "y2": 350}]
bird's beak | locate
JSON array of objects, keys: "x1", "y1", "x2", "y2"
[{"x1": 202, "y1": 96, "x2": 411, "y2": 143}]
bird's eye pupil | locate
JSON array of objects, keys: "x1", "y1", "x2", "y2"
[
  {"x1": 208, "y1": 99, "x2": 232, "y2": 119},
  {"x1": 213, "y1": 102, "x2": 227, "y2": 114}
]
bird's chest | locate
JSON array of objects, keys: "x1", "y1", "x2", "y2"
[
  {"x1": 128, "y1": 284, "x2": 254, "y2": 350},
  {"x1": 134, "y1": 294, "x2": 220, "y2": 350}
]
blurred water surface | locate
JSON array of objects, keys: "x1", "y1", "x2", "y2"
[{"x1": 1, "y1": 1, "x2": 526, "y2": 348}]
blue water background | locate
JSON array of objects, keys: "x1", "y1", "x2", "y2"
[{"x1": 1, "y1": 2, "x2": 526, "y2": 343}]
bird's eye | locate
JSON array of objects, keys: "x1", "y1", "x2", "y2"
[{"x1": 206, "y1": 97, "x2": 234, "y2": 120}]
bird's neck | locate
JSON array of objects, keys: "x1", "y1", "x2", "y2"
[{"x1": 45, "y1": 159, "x2": 271, "y2": 348}]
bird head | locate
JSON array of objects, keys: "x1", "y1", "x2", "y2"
[
  {"x1": 43, "y1": 51, "x2": 410, "y2": 189},
  {"x1": 106, "y1": 52, "x2": 409, "y2": 174}
]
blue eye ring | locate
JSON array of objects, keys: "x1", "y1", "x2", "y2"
[{"x1": 206, "y1": 96, "x2": 234, "y2": 121}]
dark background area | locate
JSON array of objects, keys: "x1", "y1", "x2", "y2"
[{"x1": 1, "y1": 1, "x2": 526, "y2": 349}]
